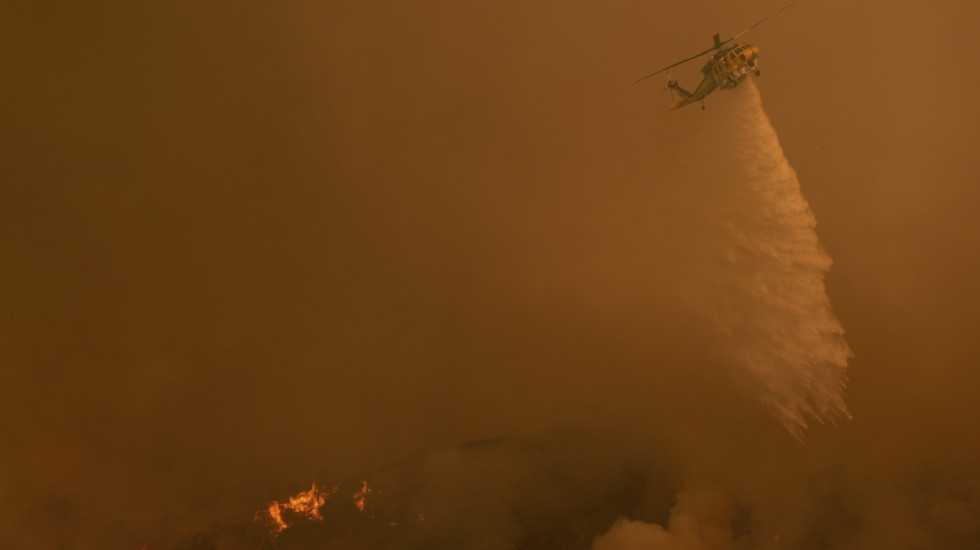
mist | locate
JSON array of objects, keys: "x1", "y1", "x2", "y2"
[{"x1": 3, "y1": 1, "x2": 980, "y2": 549}]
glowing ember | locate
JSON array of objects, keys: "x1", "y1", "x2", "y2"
[
  {"x1": 258, "y1": 483, "x2": 333, "y2": 535},
  {"x1": 353, "y1": 480, "x2": 371, "y2": 512}
]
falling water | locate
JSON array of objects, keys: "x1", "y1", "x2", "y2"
[
  {"x1": 586, "y1": 76, "x2": 855, "y2": 550},
  {"x1": 711, "y1": 79, "x2": 851, "y2": 440}
]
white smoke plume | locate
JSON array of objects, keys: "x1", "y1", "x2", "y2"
[
  {"x1": 593, "y1": 485, "x2": 742, "y2": 550},
  {"x1": 696, "y1": 79, "x2": 851, "y2": 439}
]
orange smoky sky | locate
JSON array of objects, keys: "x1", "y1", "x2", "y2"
[{"x1": 2, "y1": 0, "x2": 979, "y2": 548}]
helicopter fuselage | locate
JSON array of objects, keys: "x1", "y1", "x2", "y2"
[
  {"x1": 708, "y1": 44, "x2": 761, "y2": 89},
  {"x1": 668, "y1": 43, "x2": 760, "y2": 110}
]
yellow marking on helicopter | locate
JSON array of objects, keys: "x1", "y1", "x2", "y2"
[{"x1": 636, "y1": 0, "x2": 801, "y2": 110}]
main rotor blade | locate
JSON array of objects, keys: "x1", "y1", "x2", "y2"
[
  {"x1": 634, "y1": 0, "x2": 803, "y2": 84},
  {"x1": 730, "y1": 0, "x2": 802, "y2": 40},
  {"x1": 634, "y1": 45, "x2": 717, "y2": 83}
]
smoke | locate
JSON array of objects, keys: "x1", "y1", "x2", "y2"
[
  {"x1": 593, "y1": 485, "x2": 742, "y2": 550},
  {"x1": 697, "y1": 79, "x2": 851, "y2": 439},
  {"x1": 7, "y1": 1, "x2": 980, "y2": 548},
  {"x1": 588, "y1": 461, "x2": 980, "y2": 550}
]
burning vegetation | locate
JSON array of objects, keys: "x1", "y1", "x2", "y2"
[
  {"x1": 257, "y1": 483, "x2": 335, "y2": 535},
  {"x1": 250, "y1": 479, "x2": 382, "y2": 540},
  {"x1": 179, "y1": 436, "x2": 663, "y2": 549},
  {"x1": 353, "y1": 480, "x2": 372, "y2": 512}
]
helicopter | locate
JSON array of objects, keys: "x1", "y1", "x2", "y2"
[{"x1": 635, "y1": 0, "x2": 800, "y2": 110}]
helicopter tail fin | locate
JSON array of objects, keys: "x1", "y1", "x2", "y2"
[
  {"x1": 667, "y1": 80, "x2": 693, "y2": 99},
  {"x1": 667, "y1": 80, "x2": 697, "y2": 109},
  {"x1": 667, "y1": 80, "x2": 694, "y2": 101},
  {"x1": 713, "y1": 33, "x2": 723, "y2": 50}
]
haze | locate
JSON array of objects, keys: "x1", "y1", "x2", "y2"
[{"x1": 2, "y1": 0, "x2": 979, "y2": 548}]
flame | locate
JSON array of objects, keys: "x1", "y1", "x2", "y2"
[
  {"x1": 353, "y1": 480, "x2": 371, "y2": 512},
  {"x1": 258, "y1": 483, "x2": 333, "y2": 535},
  {"x1": 267, "y1": 501, "x2": 288, "y2": 533}
]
